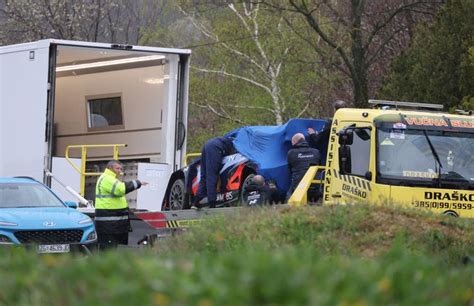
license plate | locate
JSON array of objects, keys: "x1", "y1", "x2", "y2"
[{"x1": 37, "y1": 244, "x2": 70, "y2": 254}]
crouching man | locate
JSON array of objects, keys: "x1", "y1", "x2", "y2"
[
  {"x1": 94, "y1": 160, "x2": 147, "y2": 249},
  {"x1": 243, "y1": 175, "x2": 279, "y2": 206}
]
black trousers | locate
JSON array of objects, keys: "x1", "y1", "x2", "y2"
[
  {"x1": 95, "y1": 208, "x2": 130, "y2": 250},
  {"x1": 97, "y1": 232, "x2": 128, "y2": 250}
]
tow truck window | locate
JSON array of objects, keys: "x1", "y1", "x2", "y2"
[
  {"x1": 342, "y1": 127, "x2": 371, "y2": 177},
  {"x1": 351, "y1": 128, "x2": 370, "y2": 176},
  {"x1": 377, "y1": 129, "x2": 474, "y2": 188}
]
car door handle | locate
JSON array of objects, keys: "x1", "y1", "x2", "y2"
[{"x1": 331, "y1": 193, "x2": 342, "y2": 198}]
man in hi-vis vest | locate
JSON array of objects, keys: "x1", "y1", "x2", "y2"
[{"x1": 94, "y1": 160, "x2": 147, "y2": 249}]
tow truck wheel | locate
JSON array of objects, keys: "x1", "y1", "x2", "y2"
[
  {"x1": 240, "y1": 173, "x2": 255, "y2": 206},
  {"x1": 169, "y1": 179, "x2": 186, "y2": 210},
  {"x1": 443, "y1": 210, "x2": 459, "y2": 217}
]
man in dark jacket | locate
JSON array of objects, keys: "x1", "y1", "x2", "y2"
[
  {"x1": 307, "y1": 100, "x2": 347, "y2": 150},
  {"x1": 243, "y1": 175, "x2": 268, "y2": 206},
  {"x1": 287, "y1": 133, "x2": 321, "y2": 197},
  {"x1": 95, "y1": 160, "x2": 147, "y2": 249},
  {"x1": 242, "y1": 175, "x2": 285, "y2": 206},
  {"x1": 193, "y1": 136, "x2": 235, "y2": 209},
  {"x1": 242, "y1": 175, "x2": 280, "y2": 206}
]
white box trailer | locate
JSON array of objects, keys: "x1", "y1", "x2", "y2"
[{"x1": 0, "y1": 39, "x2": 190, "y2": 210}]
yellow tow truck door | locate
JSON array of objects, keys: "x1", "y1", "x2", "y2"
[{"x1": 326, "y1": 115, "x2": 391, "y2": 205}]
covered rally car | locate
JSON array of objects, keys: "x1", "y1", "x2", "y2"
[{"x1": 162, "y1": 119, "x2": 328, "y2": 210}]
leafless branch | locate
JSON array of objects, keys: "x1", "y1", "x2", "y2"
[
  {"x1": 287, "y1": 0, "x2": 356, "y2": 77},
  {"x1": 190, "y1": 101, "x2": 244, "y2": 124},
  {"x1": 367, "y1": 25, "x2": 407, "y2": 65},
  {"x1": 296, "y1": 100, "x2": 312, "y2": 118},
  {"x1": 192, "y1": 66, "x2": 272, "y2": 95},
  {"x1": 178, "y1": 3, "x2": 269, "y2": 74},
  {"x1": 223, "y1": 103, "x2": 276, "y2": 114},
  {"x1": 365, "y1": 1, "x2": 430, "y2": 51}
]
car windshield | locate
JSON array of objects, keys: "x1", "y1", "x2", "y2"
[
  {"x1": 377, "y1": 128, "x2": 474, "y2": 188},
  {"x1": 0, "y1": 183, "x2": 65, "y2": 208}
]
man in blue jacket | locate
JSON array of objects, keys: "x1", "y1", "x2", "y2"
[{"x1": 192, "y1": 136, "x2": 235, "y2": 209}]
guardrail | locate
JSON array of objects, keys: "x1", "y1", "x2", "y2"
[
  {"x1": 288, "y1": 165, "x2": 327, "y2": 206},
  {"x1": 185, "y1": 152, "x2": 201, "y2": 166},
  {"x1": 65, "y1": 144, "x2": 127, "y2": 196}
]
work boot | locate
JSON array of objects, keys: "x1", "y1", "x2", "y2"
[
  {"x1": 191, "y1": 202, "x2": 203, "y2": 210},
  {"x1": 190, "y1": 196, "x2": 205, "y2": 210},
  {"x1": 191, "y1": 205, "x2": 201, "y2": 210}
]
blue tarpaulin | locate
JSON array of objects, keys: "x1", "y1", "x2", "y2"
[{"x1": 227, "y1": 118, "x2": 329, "y2": 194}]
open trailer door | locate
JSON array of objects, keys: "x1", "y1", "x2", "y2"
[
  {"x1": 0, "y1": 41, "x2": 52, "y2": 181},
  {"x1": 48, "y1": 40, "x2": 190, "y2": 208}
]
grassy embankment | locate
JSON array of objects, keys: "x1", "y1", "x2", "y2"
[{"x1": 1, "y1": 204, "x2": 473, "y2": 306}]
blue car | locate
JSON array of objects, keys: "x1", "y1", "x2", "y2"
[{"x1": 0, "y1": 177, "x2": 97, "y2": 253}]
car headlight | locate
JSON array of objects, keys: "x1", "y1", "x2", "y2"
[
  {"x1": 78, "y1": 217, "x2": 93, "y2": 224},
  {"x1": 86, "y1": 231, "x2": 97, "y2": 242},
  {"x1": 0, "y1": 234, "x2": 13, "y2": 244},
  {"x1": 0, "y1": 221, "x2": 17, "y2": 226}
]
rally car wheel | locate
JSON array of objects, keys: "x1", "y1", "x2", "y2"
[
  {"x1": 169, "y1": 179, "x2": 185, "y2": 210},
  {"x1": 239, "y1": 173, "x2": 255, "y2": 206}
]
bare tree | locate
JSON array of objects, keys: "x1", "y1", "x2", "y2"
[
  {"x1": 0, "y1": 0, "x2": 166, "y2": 44},
  {"x1": 177, "y1": 1, "x2": 324, "y2": 125},
  {"x1": 178, "y1": 2, "x2": 293, "y2": 124},
  {"x1": 261, "y1": 0, "x2": 442, "y2": 107}
]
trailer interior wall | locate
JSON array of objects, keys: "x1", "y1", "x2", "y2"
[
  {"x1": 53, "y1": 46, "x2": 179, "y2": 164},
  {"x1": 0, "y1": 44, "x2": 50, "y2": 180},
  {"x1": 54, "y1": 66, "x2": 165, "y2": 161}
]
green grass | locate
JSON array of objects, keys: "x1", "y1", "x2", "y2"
[
  {"x1": 0, "y1": 204, "x2": 473, "y2": 306},
  {"x1": 158, "y1": 204, "x2": 473, "y2": 264}
]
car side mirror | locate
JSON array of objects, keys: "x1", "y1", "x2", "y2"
[
  {"x1": 364, "y1": 171, "x2": 372, "y2": 181},
  {"x1": 64, "y1": 201, "x2": 78, "y2": 209}
]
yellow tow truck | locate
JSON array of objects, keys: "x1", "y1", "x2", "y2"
[
  {"x1": 289, "y1": 100, "x2": 474, "y2": 218},
  {"x1": 68, "y1": 99, "x2": 473, "y2": 238}
]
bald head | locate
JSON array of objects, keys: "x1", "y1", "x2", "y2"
[
  {"x1": 291, "y1": 133, "x2": 305, "y2": 146},
  {"x1": 252, "y1": 175, "x2": 265, "y2": 186},
  {"x1": 334, "y1": 100, "x2": 347, "y2": 111}
]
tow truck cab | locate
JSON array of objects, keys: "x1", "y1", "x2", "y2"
[{"x1": 321, "y1": 100, "x2": 473, "y2": 218}]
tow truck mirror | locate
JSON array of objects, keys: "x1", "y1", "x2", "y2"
[
  {"x1": 355, "y1": 128, "x2": 371, "y2": 141},
  {"x1": 338, "y1": 129, "x2": 354, "y2": 145},
  {"x1": 338, "y1": 146, "x2": 352, "y2": 174}
]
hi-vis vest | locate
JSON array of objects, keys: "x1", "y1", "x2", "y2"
[{"x1": 95, "y1": 168, "x2": 128, "y2": 209}]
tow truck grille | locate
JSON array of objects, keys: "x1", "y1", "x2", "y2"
[{"x1": 15, "y1": 230, "x2": 83, "y2": 243}]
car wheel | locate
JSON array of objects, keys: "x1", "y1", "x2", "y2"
[
  {"x1": 169, "y1": 179, "x2": 186, "y2": 210},
  {"x1": 239, "y1": 173, "x2": 255, "y2": 206}
]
